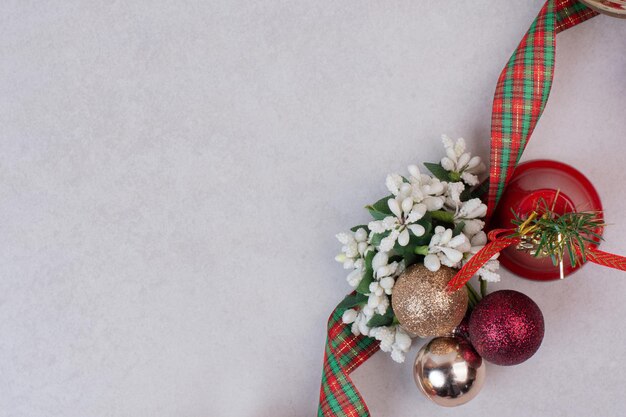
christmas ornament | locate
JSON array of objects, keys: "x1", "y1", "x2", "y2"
[
  {"x1": 468, "y1": 290, "x2": 544, "y2": 366},
  {"x1": 413, "y1": 337, "x2": 485, "y2": 407},
  {"x1": 446, "y1": 205, "x2": 624, "y2": 293},
  {"x1": 492, "y1": 160, "x2": 603, "y2": 280},
  {"x1": 319, "y1": 1, "x2": 626, "y2": 415},
  {"x1": 453, "y1": 314, "x2": 471, "y2": 341},
  {"x1": 334, "y1": 136, "x2": 492, "y2": 364},
  {"x1": 392, "y1": 264, "x2": 468, "y2": 338}
]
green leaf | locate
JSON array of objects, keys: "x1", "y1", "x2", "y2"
[
  {"x1": 452, "y1": 221, "x2": 465, "y2": 237},
  {"x1": 369, "y1": 232, "x2": 388, "y2": 247},
  {"x1": 459, "y1": 186, "x2": 472, "y2": 202},
  {"x1": 389, "y1": 255, "x2": 404, "y2": 264},
  {"x1": 394, "y1": 227, "x2": 432, "y2": 256},
  {"x1": 365, "y1": 195, "x2": 393, "y2": 220},
  {"x1": 470, "y1": 180, "x2": 489, "y2": 199},
  {"x1": 431, "y1": 210, "x2": 455, "y2": 224},
  {"x1": 395, "y1": 251, "x2": 419, "y2": 268},
  {"x1": 423, "y1": 162, "x2": 451, "y2": 182},
  {"x1": 366, "y1": 306, "x2": 395, "y2": 327},
  {"x1": 356, "y1": 250, "x2": 376, "y2": 294},
  {"x1": 350, "y1": 225, "x2": 369, "y2": 233},
  {"x1": 336, "y1": 293, "x2": 368, "y2": 310}
]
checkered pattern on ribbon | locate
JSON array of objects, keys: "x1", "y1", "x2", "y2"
[
  {"x1": 318, "y1": 305, "x2": 379, "y2": 417},
  {"x1": 319, "y1": 1, "x2": 596, "y2": 415},
  {"x1": 487, "y1": 0, "x2": 597, "y2": 217}
]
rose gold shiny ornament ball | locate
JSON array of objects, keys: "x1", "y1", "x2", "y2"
[
  {"x1": 391, "y1": 264, "x2": 468, "y2": 338},
  {"x1": 414, "y1": 337, "x2": 485, "y2": 407}
]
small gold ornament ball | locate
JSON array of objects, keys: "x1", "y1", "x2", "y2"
[{"x1": 391, "y1": 264, "x2": 468, "y2": 337}]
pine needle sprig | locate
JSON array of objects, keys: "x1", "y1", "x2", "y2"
[{"x1": 510, "y1": 197, "x2": 605, "y2": 268}]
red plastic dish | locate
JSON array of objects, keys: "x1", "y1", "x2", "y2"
[{"x1": 492, "y1": 160, "x2": 603, "y2": 281}]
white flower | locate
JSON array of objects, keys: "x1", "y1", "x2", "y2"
[
  {"x1": 342, "y1": 309, "x2": 358, "y2": 324},
  {"x1": 442, "y1": 184, "x2": 487, "y2": 227},
  {"x1": 462, "y1": 219, "x2": 485, "y2": 237},
  {"x1": 370, "y1": 326, "x2": 394, "y2": 351},
  {"x1": 346, "y1": 259, "x2": 365, "y2": 287},
  {"x1": 373, "y1": 254, "x2": 400, "y2": 295},
  {"x1": 391, "y1": 327, "x2": 412, "y2": 363},
  {"x1": 462, "y1": 230, "x2": 501, "y2": 283},
  {"x1": 367, "y1": 283, "x2": 390, "y2": 315},
  {"x1": 368, "y1": 198, "x2": 427, "y2": 252},
  {"x1": 344, "y1": 308, "x2": 414, "y2": 362},
  {"x1": 335, "y1": 228, "x2": 370, "y2": 268},
  {"x1": 443, "y1": 181, "x2": 465, "y2": 210},
  {"x1": 372, "y1": 251, "x2": 389, "y2": 271},
  {"x1": 424, "y1": 226, "x2": 471, "y2": 271},
  {"x1": 343, "y1": 307, "x2": 375, "y2": 337},
  {"x1": 442, "y1": 180, "x2": 487, "y2": 220},
  {"x1": 456, "y1": 198, "x2": 487, "y2": 220},
  {"x1": 476, "y1": 258, "x2": 501, "y2": 282},
  {"x1": 385, "y1": 173, "x2": 408, "y2": 197},
  {"x1": 370, "y1": 325, "x2": 413, "y2": 363},
  {"x1": 406, "y1": 165, "x2": 446, "y2": 211},
  {"x1": 390, "y1": 349, "x2": 405, "y2": 363},
  {"x1": 440, "y1": 135, "x2": 486, "y2": 186},
  {"x1": 386, "y1": 166, "x2": 445, "y2": 210},
  {"x1": 336, "y1": 228, "x2": 372, "y2": 288},
  {"x1": 366, "y1": 251, "x2": 403, "y2": 314}
]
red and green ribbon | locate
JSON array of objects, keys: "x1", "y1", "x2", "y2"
[
  {"x1": 486, "y1": 0, "x2": 597, "y2": 216},
  {"x1": 318, "y1": 306, "x2": 379, "y2": 416},
  {"x1": 319, "y1": 1, "x2": 596, "y2": 415}
]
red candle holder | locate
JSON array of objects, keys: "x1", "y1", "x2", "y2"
[{"x1": 492, "y1": 160, "x2": 603, "y2": 281}]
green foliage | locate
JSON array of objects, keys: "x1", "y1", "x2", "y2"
[
  {"x1": 355, "y1": 250, "x2": 376, "y2": 294},
  {"x1": 366, "y1": 305, "x2": 395, "y2": 327},
  {"x1": 365, "y1": 196, "x2": 393, "y2": 220},
  {"x1": 459, "y1": 186, "x2": 473, "y2": 202},
  {"x1": 511, "y1": 198, "x2": 605, "y2": 267},
  {"x1": 337, "y1": 293, "x2": 368, "y2": 310},
  {"x1": 369, "y1": 232, "x2": 388, "y2": 247},
  {"x1": 452, "y1": 221, "x2": 465, "y2": 237},
  {"x1": 470, "y1": 180, "x2": 489, "y2": 200},
  {"x1": 430, "y1": 210, "x2": 455, "y2": 224},
  {"x1": 423, "y1": 162, "x2": 451, "y2": 182}
]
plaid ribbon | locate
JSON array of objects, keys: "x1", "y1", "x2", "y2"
[
  {"x1": 319, "y1": 1, "x2": 596, "y2": 415},
  {"x1": 318, "y1": 304, "x2": 379, "y2": 416},
  {"x1": 486, "y1": 0, "x2": 597, "y2": 217}
]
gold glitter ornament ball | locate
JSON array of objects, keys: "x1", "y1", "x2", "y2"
[{"x1": 392, "y1": 264, "x2": 468, "y2": 337}]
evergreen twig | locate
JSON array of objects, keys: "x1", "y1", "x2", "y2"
[{"x1": 510, "y1": 197, "x2": 605, "y2": 268}]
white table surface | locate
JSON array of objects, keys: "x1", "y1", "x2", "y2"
[{"x1": 2, "y1": 1, "x2": 626, "y2": 416}]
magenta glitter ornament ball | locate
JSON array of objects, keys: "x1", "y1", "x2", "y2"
[{"x1": 468, "y1": 290, "x2": 544, "y2": 366}]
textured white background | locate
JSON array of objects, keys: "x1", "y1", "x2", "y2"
[{"x1": 1, "y1": 1, "x2": 626, "y2": 416}]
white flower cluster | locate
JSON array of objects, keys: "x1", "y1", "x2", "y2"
[
  {"x1": 335, "y1": 228, "x2": 371, "y2": 287},
  {"x1": 335, "y1": 135, "x2": 500, "y2": 363},
  {"x1": 441, "y1": 134, "x2": 486, "y2": 186}
]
